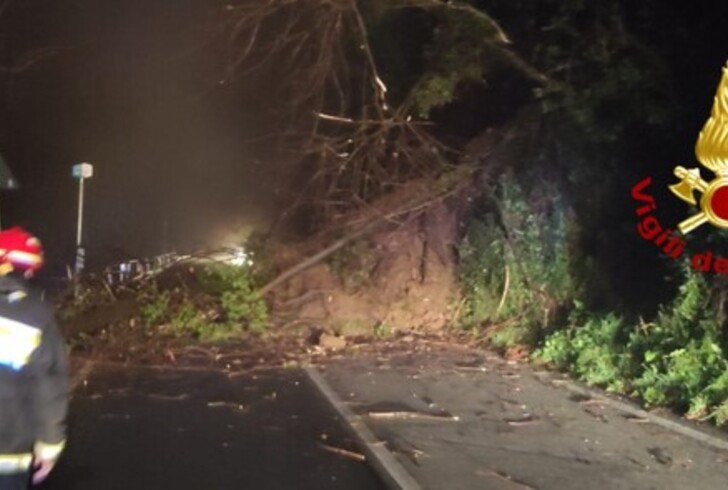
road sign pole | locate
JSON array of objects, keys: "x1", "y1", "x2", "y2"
[
  {"x1": 75, "y1": 177, "x2": 85, "y2": 275},
  {"x1": 77, "y1": 176, "x2": 84, "y2": 247},
  {"x1": 72, "y1": 163, "x2": 93, "y2": 276}
]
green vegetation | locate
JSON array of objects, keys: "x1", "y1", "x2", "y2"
[
  {"x1": 458, "y1": 184, "x2": 728, "y2": 425},
  {"x1": 217, "y1": 0, "x2": 728, "y2": 427},
  {"x1": 200, "y1": 264, "x2": 269, "y2": 333},
  {"x1": 444, "y1": 1, "x2": 728, "y2": 426},
  {"x1": 458, "y1": 173, "x2": 573, "y2": 349},
  {"x1": 138, "y1": 263, "x2": 269, "y2": 342},
  {"x1": 533, "y1": 269, "x2": 728, "y2": 425}
]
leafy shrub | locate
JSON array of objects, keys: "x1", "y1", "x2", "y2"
[
  {"x1": 458, "y1": 215, "x2": 505, "y2": 328},
  {"x1": 168, "y1": 299, "x2": 209, "y2": 337},
  {"x1": 627, "y1": 270, "x2": 727, "y2": 412},
  {"x1": 535, "y1": 267, "x2": 728, "y2": 425},
  {"x1": 167, "y1": 297, "x2": 250, "y2": 342},
  {"x1": 198, "y1": 264, "x2": 269, "y2": 333},
  {"x1": 137, "y1": 263, "x2": 269, "y2": 342},
  {"x1": 536, "y1": 304, "x2": 628, "y2": 392},
  {"x1": 139, "y1": 287, "x2": 171, "y2": 326},
  {"x1": 458, "y1": 173, "x2": 573, "y2": 348}
]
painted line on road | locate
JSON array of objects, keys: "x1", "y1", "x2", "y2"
[{"x1": 305, "y1": 366, "x2": 423, "y2": 490}]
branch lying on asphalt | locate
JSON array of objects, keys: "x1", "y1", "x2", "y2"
[
  {"x1": 148, "y1": 393, "x2": 190, "y2": 401},
  {"x1": 367, "y1": 411, "x2": 459, "y2": 421},
  {"x1": 207, "y1": 401, "x2": 246, "y2": 411},
  {"x1": 504, "y1": 415, "x2": 540, "y2": 427},
  {"x1": 317, "y1": 443, "x2": 366, "y2": 462}
]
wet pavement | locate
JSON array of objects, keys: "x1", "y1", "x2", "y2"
[
  {"x1": 318, "y1": 347, "x2": 728, "y2": 490},
  {"x1": 40, "y1": 365, "x2": 384, "y2": 490},
  {"x1": 31, "y1": 342, "x2": 728, "y2": 490}
]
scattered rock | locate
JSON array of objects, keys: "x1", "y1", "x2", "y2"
[
  {"x1": 647, "y1": 446, "x2": 673, "y2": 466},
  {"x1": 320, "y1": 333, "x2": 347, "y2": 350}
]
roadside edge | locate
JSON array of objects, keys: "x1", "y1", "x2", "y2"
[
  {"x1": 536, "y1": 371, "x2": 728, "y2": 452},
  {"x1": 305, "y1": 366, "x2": 423, "y2": 490}
]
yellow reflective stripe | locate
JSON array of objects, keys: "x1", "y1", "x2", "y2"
[
  {"x1": 34, "y1": 440, "x2": 65, "y2": 461},
  {"x1": 7, "y1": 291, "x2": 27, "y2": 303},
  {"x1": 0, "y1": 454, "x2": 33, "y2": 474},
  {"x1": 0, "y1": 316, "x2": 41, "y2": 370}
]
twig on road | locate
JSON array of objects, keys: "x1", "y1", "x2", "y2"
[
  {"x1": 148, "y1": 393, "x2": 189, "y2": 401},
  {"x1": 318, "y1": 442, "x2": 366, "y2": 462},
  {"x1": 367, "y1": 411, "x2": 460, "y2": 421},
  {"x1": 207, "y1": 401, "x2": 246, "y2": 411},
  {"x1": 504, "y1": 415, "x2": 540, "y2": 427}
]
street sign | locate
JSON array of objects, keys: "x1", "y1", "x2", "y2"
[
  {"x1": 72, "y1": 162, "x2": 94, "y2": 179},
  {"x1": 0, "y1": 153, "x2": 19, "y2": 190}
]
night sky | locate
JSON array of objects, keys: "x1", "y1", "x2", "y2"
[
  {"x1": 1, "y1": 1, "x2": 728, "y2": 281},
  {"x1": 1, "y1": 0, "x2": 282, "y2": 277}
]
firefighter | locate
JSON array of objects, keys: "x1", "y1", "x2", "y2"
[{"x1": 0, "y1": 227, "x2": 69, "y2": 489}]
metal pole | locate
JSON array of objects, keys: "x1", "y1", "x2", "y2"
[
  {"x1": 74, "y1": 177, "x2": 86, "y2": 277},
  {"x1": 76, "y1": 176, "x2": 84, "y2": 247}
]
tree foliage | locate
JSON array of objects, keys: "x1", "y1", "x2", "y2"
[
  {"x1": 218, "y1": 0, "x2": 537, "y2": 225},
  {"x1": 218, "y1": 1, "x2": 678, "y2": 237},
  {"x1": 220, "y1": 1, "x2": 725, "y2": 302}
]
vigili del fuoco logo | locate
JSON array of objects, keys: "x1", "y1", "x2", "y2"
[{"x1": 632, "y1": 60, "x2": 728, "y2": 273}]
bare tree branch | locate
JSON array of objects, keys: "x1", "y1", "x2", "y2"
[{"x1": 218, "y1": 0, "x2": 465, "y2": 225}]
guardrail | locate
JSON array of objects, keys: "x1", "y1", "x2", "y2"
[
  {"x1": 102, "y1": 252, "x2": 181, "y2": 287},
  {"x1": 45, "y1": 247, "x2": 250, "y2": 300},
  {"x1": 98, "y1": 247, "x2": 249, "y2": 288}
]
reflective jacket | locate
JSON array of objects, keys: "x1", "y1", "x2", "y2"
[{"x1": 0, "y1": 275, "x2": 69, "y2": 474}]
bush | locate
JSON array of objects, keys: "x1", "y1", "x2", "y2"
[
  {"x1": 535, "y1": 266, "x2": 728, "y2": 425},
  {"x1": 200, "y1": 264, "x2": 269, "y2": 333},
  {"x1": 139, "y1": 284, "x2": 171, "y2": 326},
  {"x1": 457, "y1": 173, "x2": 573, "y2": 348},
  {"x1": 137, "y1": 263, "x2": 269, "y2": 342},
  {"x1": 536, "y1": 304, "x2": 628, "y2": 392}
]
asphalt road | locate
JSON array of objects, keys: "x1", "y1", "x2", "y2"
[
  {"x1": 39, "y1": 365, "x2": 385, "y2": 490},
  {"x1": 319, "y1": 347, "x2": 728, "y2": 490}
]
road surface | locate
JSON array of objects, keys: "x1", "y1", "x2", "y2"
[{"x1": 41, "y1": 365, "x2": 384, "y2": 490}]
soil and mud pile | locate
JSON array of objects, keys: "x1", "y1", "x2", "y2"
[
  {"x1": 59, "y1": 174, "x2": 478, "y2": 365},
  {"x1": 266, "y1": 177, "x2": 475, "y2": 338}
]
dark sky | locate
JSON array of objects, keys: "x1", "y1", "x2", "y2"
[
  {"x1": 1, "y1": 0, "x2": 281, "y2": 276},
  {"x1": 1, "y1": 1, "x2": 727, "y2": 280}
]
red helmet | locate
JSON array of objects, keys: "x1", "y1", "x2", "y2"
[{"x1": 0, "y1": 227, "x2": 44, "y2": 273}]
